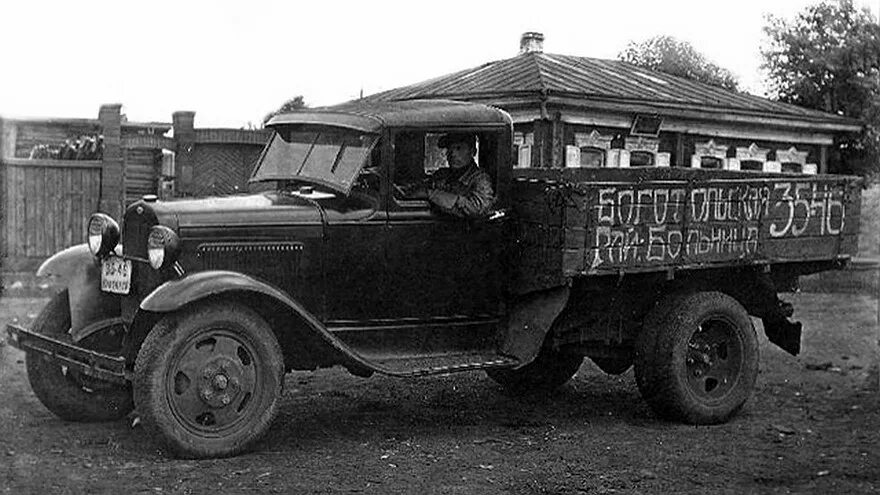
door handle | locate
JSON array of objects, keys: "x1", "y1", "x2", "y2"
[{"x1": 487, "y1": 210, "x2": 507, "y2": 222}]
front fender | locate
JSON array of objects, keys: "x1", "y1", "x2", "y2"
[
  {"x1": 139, "y1": 271, "x2": 376, "y2": 376},
  {"x1": 37, "y1": 244, "x2": 121, "y2": 338},
  {"x1": 37, "y1": 244, "x2": 93, "y2": 282},
  {"x1": 141, "y1": 270, "x2": 302, "y2": 313}
]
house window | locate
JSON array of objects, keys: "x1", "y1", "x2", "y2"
[
  {"x1": 735, "y1": 143, "x2": 770, "y2": 172},
  {"x1": 776, "y1": 146, "x2": 809, "y2": 174},
  {"x1": 692, "y1": 139, "x2": 728, "y2": 169},
  {"x1": 623, "y1": 135, "x2": 659, "y2": 168},
  {"x1": 700, "y1": 156, "x2": 723, "y2": 169},
  {"x1": 513, "y1": 131, "x2": 534, "y2": 168},
  {"x1": 580, "y1": 146, "x2": 605, "y2": 167},
  {"x1": 573, "y1": 130, "x2": 613, "y2": 168},
  {"x1": 630, "y1": 151, "x2": 655, "y2": 167},
  {"x1": 740, "y1": 160, "x2": 763, "y2": 171},
  {"x1": 781, "y1": 162, "x2": 803, "y2": 174}
]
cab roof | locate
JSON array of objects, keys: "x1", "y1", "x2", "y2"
[{"x1": 265, "y1": 99, "x2": 513, "y2": 133}]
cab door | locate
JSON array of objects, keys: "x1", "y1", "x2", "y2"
[
  {"x1": 382, "y1": 129, "x2": 506, "y2": 323},
  {"x1": 384, "y1": 205, "x2": 504, "y2": 321}
]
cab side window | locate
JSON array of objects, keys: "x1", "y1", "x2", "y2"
[
  {"x1": 393, "y1": 132, "x2": 426, "y2": 190},
  {"x1": 351, "y1": 140, "x2": 385, "y2": 195},
  {"x1": 391, "y1": 131, "x2": 495, "y2": 199}
]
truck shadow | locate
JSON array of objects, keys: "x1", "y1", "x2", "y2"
[{"x1": 256, "y1": 363, "x2": 662, "y2": 453}]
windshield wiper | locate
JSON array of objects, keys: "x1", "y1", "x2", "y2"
[
  {"x1": 294, "y1": 132, "x2": 322, "y2": 176},
  {"x1": 329, "y1": 143, "x2": 348, "y2": 174}
]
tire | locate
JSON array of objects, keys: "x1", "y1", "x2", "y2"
[
  {"x1": 25, "y1": 290, "x2": 133, "y2": 421},
  {"x1": 634, "y1": 291, "x2": 758, "y2": 424},
  {"x1": 134, "y1": 302, "x2": 284, "y2": 459},
  {"x1": 487, "y1": 348, "x2": 583, "y2": 395},
  {"x1": 590, "y1": 357, "x2": 632, "y2": 375}
]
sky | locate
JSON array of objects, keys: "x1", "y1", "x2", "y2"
[{"x1": 1, "y1": 0, "x2": 878, "y2": 128}]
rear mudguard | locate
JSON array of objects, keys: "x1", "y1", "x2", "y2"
[
  {"x1": 36, "y1": 244, "x2": 121, "y2": 341},
  {"x1": 500, "y1": 286, "x2": 570, "y2": 367},
  {"x1": 138, "y1": 270, "x2": 378, "y2": 376}
]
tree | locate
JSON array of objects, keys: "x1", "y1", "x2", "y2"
[
  {"x1": 762, "y1": 0, "x2": 880, "y2": 177},
  {"x1": 619, "y1": 36, "x2": 740, "y2": 91},
  {"x1": 262, "y1": 96, "x2": 307, "y2": 126}
]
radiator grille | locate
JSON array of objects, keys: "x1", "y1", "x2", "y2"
[
  {"x1": 122, "y1": 206, "x2": 157, "y2": 259},
  {"x1": 120, "y1": 204, "x2": 160, "y2": 302}
]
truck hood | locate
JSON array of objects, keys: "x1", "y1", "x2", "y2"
[
  {"x1": 148, "y1": 192, "x2": 323, "y2": 229},
  {"x1": 132, "y1": 190, "x2": 381, "y2": 233}
]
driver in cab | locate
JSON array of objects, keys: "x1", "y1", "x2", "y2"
[{"x1": 400, "y1": 133, "x2": 495, "y2": 218}]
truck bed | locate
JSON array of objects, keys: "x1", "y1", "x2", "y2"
[{"x1": 510, "y1": 167, "x2": 862, "y2": 293}]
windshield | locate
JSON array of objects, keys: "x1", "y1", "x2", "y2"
[{"x1": 251, "y1": 126, "x2": 379, "y2": 194}]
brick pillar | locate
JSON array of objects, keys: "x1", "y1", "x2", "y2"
[
  {"x1": 98, "y1": 104, "x2": 123, "y2": 219},
  {"x1": 173, "y1": 111, "x2": 196, "y2": 196}
]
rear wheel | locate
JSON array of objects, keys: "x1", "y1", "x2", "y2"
[
  {"x1": 634, "y1": 291, "x2": 758, "y2": 424},
  {"x1": 487, "y1": 348, "x2": 583, "y2": 395},
  {"x1": 26, "y1": 290, "x2": 133, "y2": 421},
  {"x1": 134, "y1": 302, "x2": 284, "y2": 459}
]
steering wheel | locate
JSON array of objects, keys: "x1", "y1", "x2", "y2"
[
  {"x1": 392, "y1": 182, "x2": 410, "y2": 198},
  {"x1": 354, "y1": 167, "x2": 382, "y2": 190}
]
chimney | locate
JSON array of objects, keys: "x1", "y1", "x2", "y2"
[{"x1": 520, "y1": 32, "x2": 544, "y2": 54}]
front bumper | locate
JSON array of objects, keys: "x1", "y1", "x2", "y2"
[{"x1": 5, "y1": 324, "x2": 127, "y2": 384}]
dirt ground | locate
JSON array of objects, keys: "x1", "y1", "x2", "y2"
[{"x1": 0, "y1": 293, "x2": 878, "y2": 494}]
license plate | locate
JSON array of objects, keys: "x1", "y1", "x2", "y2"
[{"x1": 101, "y1": 257, "x2": 131, "y2": 295}]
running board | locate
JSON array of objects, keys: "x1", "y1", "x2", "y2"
[
  {"x1": 371, "y1": 352, "x2": 519, "y2": 377},
  {"x1": 7, "y1": 323, "x2": 520, "y2": 381}
]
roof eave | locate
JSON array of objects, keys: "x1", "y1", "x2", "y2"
[{"x1": 545, "y1": 95, "x2": 863, "y2": 133}]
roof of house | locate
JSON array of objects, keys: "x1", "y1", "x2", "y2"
[
  {"x1": 364, "y1": 52, "x2": 861, "y2": 132},
  {"x1": 267, "y1": 99, "x2": 512, "y2": 132}
]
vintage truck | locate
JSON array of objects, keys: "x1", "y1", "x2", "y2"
[{"x1": 6, "y1": 100, "x2": 861, "y2": 458}]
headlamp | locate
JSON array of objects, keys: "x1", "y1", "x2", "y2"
[
  {"x1": 147, "y1": 225, "x2": 180, "y2": 270},
  {"x1": 87, "y1": 213, "x2": 120, "y2": 257}
]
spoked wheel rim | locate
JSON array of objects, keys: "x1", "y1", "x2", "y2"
[
  {"x1": 165, "y1": 327, "x2": 265, "y2": 437},
  {"x1": 684, "y1": 315, "x2": 745, "y2": 404}
]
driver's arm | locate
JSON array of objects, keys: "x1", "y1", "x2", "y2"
[
  {"x1": 394, "y1": 175, "x2": 434, "y2": 199},
  {"x1": 427, "y1": 170, "x2": 495, "y2": 218}
]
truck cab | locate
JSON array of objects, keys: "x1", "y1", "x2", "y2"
[{"x1": 234, "y1": 100, "x2": 515, "y2": 369}]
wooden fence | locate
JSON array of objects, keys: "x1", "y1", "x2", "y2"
[{"x1": 2, "y1": 159, "x2": 102, "y2": 269}]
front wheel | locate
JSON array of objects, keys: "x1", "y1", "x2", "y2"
[
  {"x1": 26, "y1": 290, "x2": 133, "y2": 421},
  {"x1": 634, "y1": 291, "x2": 758, "y2": 424},
  {"x1": 134, "y1": 302, "x2": 284, "y2": 458}
]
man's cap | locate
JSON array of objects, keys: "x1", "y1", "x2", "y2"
[{"x1": 437, "y1": 133, "x2": 476, "y2": 149}]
